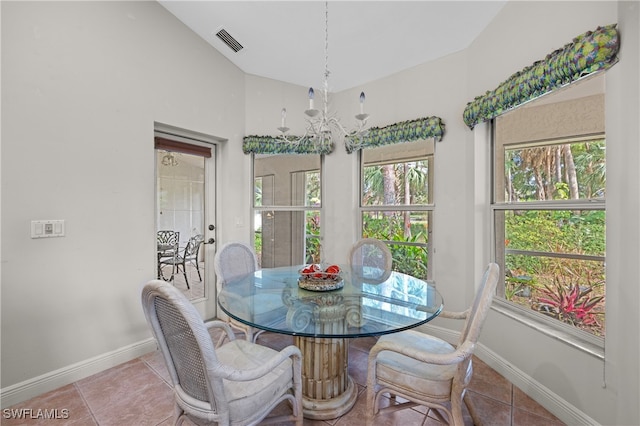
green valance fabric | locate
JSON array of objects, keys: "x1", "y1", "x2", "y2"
[
  {"x1": 345, "y1": 116, "x2": 445, "y2": 154},
  {"x1": 242, "y1": 135, "x2": 334, "y2": 155},
  {"x1": 463, "y1": 24, "x2": 619, "y2": 130},
  {"x1": 243, "y1": 116, "x2": 444, "y2": 155}
]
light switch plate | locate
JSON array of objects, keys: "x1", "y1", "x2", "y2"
[{"x1": 31, "y1": 220, "x2": 65, "y2": 238}]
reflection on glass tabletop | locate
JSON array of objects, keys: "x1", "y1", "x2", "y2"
[{"x1": 217, "y1": 265, "x2": 443, "y2": 338}]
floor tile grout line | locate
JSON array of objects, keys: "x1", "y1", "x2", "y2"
[
  {"x1": 466, "y1": 387, "x2": 512, "y2": 407},
  {"x1": 511, "y1": 384, "x2": 515, "y2": 426},
  {"x1": 73, "y1": 382, "x2": 99, "y2": 425},
  {"x1": 142, "y1": 355, "x2": 173, "y2": 386}
]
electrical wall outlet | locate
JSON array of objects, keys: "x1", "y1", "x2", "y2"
[{"x1": 31, "y1": 220, "x2": 65, "y2": 238}]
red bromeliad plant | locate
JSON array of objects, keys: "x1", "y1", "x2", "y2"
[{"x1": 536, "y1": 280, "x2": 604, "y2": 330}]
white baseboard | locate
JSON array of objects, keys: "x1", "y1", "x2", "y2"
[
  {"x1": 417, "y1": 323, "x2": 600, "y2": 426},
  {"x1": 0, "y1": 338, "x2": 157, "y2": 409}
]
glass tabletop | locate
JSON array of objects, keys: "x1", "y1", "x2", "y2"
[{"x1": 217, "y1": 265, "x2": 443, "y2": 338}]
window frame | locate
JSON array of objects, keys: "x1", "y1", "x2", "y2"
[
  {"x1": 357, "y1": 139, "x2": 435, "y2": 281},
  {"x1": 490, "y1": 125, "x2": 606, "y2": 358},
  {"x1": 252, "y1": 153, "x2": 324, "y2": 267}
]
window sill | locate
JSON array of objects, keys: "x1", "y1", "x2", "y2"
[{"x1": 491, "y1": 299, "x2": 604, "y2": 360}]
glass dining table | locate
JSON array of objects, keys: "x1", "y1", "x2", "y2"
[{"x1": 217, "y1": 264, "x2": 443, "y2": 420}]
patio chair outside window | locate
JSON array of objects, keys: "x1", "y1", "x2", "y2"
[
  {"x1": 159, "y1": 234, "x2": 204, "y2": 289},
  {"x1": 157, "y1": 230, "x2": 179, "y2": 280}
]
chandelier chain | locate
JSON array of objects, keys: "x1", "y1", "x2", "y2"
[
  {"x1": 276, "y1": 0, "x2": 369, "y2": 151},
  {"x1": 323, "y1": 1, "x2": 330, "y2": 117}
]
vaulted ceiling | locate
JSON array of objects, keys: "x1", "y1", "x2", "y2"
[{"x1": 158, "y1": 1, "x2": 507, "y2": 92}]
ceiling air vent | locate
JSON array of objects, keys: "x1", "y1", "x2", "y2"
[{"x1": 215, "y1": 29, "x2": 243, "y2": 53}]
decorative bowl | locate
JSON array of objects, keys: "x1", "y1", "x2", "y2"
[
  {"x1": 298, "y1": 264, "x2": 343, "y2": 291},
  {"x1": 298, "y1": 264, "x2": 341, "y2": 281},
  {"x1": 298, "y1": 276, "x2": 344, "y2": 291}
]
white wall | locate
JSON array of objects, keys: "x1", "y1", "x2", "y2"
[
  {"x1": 2, "y1": 1, "x2": 638, "y2": 424},
  {"x1": 465, "y1": 2, "x2": 639, "y2": 425},
  {"x1": 607, "y1": 3, "x2": 640, "y2": 424},
  {"x1": 1, "y1": 0, "x2": 247, "y2": 401}
]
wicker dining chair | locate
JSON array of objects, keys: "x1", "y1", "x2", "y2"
[
  {"x1": 349, "y1": 238, "x2": 393, "y2": 283},
  {"x1": 366, "y1": 263, "x2": 500, "y2": 425},
  {"x1": 213, "y1": 241, "x2": 262, "y2": 343},
  {"x1": 141, "y1": 280, "x2": 303, "y2": 426}
]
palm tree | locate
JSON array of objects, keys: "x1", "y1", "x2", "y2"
[
  {"x1": 382, "y1": 164, "x2": 396, "y2": 206},
  {"x1": 572, "y1": 140, "x2": 605, "y2": 198},
  {"x1": 562, "y1": 144, "x2": 579, "y2": 200},
  {"x1": 363, "y1": 160, "x2": 429, "y2": 239},
  {"x1": 520, "y1": 146, "x2": 550, "y2": 200}
]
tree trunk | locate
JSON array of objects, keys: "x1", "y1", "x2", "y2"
[
  {"x1": 383, "y1": 164, "x2": 395, "y2": 217},
  {"x1": 555, "y1": 146, "x2": 563, "y2": 183},
  {"x1": 545, "y1": 147, "x2": 554, "y2": 199},
  {"x1": 534, "y1": 169, "x2": 546, "y2": 200},
  {"x1": 404, "y1": 164, "x2": 411, "y2": 238},
  {"x1": 506, "y1": 171, "x2": 514, "y2": 202},
  {"x1": 563, "y1": 144, "x2": 579, "y2": 199}
]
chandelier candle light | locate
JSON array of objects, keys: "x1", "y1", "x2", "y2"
[
  {"x1": 161, "y1": 152, "x2": 178, "y2": 167},
  {"x1": 276, "y1": 1, "x2": 370, "y2": 151}
]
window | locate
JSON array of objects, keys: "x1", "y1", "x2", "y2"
[
  {"x1": 492, "y1": 75, "x2": 606, "y2": 340},
  {"x1": 253, "y1": 154, "x2": 322, "y2": 267},
  {"x1": 359, "y1": 139, "x2": 434, "y2": 280}
]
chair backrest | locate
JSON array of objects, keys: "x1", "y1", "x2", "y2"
[
  {"x1": 349, "y1": 238, "x2": 393, "y2": 282},
  {"x1": 214, "y1": 242, "x2": 259, "y2": 285},
  {"x1": 457, "y1": 262, "x2": 500, "y2": 347},
  {"x1": 185, "y1": 235, "x2": 204, "y2": 259},
  {"x1": 157, "y1": 230, "x2": 179, "y2": 246},
  {"x1": 141, "y1": 280, "x2": 227, "y2": 415}
]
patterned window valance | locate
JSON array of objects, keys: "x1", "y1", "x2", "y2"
[
  {"x1": 345, "y1": 116, "x2": 445, "y2": 154},
  {"x1": 243, "y1": 116, "x2": 444, "y2": 155},
  {"x1": 463, "y1": 24, "x2": 619, "y2": 130},
  {"x1": 242, "y1": 135, "x2": 334, "y2": 155}
]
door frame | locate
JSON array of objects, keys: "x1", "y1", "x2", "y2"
[{"x1": 154, "y1": 122, "x2": 223, "y2": 319}]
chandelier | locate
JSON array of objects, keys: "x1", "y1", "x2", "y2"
[
  {"x1": 276, "y1": 1, "x2": 369, "y2": 150},
  {"x1": 161, "y1": 152, "x2": 179, "y2": 166}
]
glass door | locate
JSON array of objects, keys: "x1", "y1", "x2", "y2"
[{"x1": 155, "y1": 133, "x2": 216, "y2": 316}]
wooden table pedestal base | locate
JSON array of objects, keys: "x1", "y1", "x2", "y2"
[{"x1": 296, "y1": 336, "x2": 358, "y2": 420}]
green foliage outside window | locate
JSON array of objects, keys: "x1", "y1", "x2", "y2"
[
  {"x1": 505, "y1": 140, "x2": 605, "y2": 202},
  {"x1": 505, "y1": 210, "x2": 605, "y2": 270},
  {"x1": 362, "y1": 156, "x2": 432, "y2": 280},
  {"x1": 363, "y1": 160, "x2": 430, "y2": 206},
  {"x1": 363, "y1": 213, "x2": 429, "y2": 280},
  {"x1": 501, "y1": 139, "x2": 606, "y2": 336},
  {"x1": 305, "y1": 211, "x2": 321, "y2": 264}
]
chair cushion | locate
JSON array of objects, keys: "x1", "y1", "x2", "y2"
[
  {"x1": 375, "y1": 330, "x2": 467, "y2": 401},
  {"x1": 216, "y1": 339, "x2": 294, "y2": 422}
]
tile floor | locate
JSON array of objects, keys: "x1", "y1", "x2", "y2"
[
  {"x1": 158, "y1": 261, "x2": 205, "y2": 301},
  {"x1": 3, "y1": 328, "x2": 564, "y2": 426}
]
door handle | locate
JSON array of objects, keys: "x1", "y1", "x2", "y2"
[{"x1": 205, "y1": 224, "x2": 215, "y2": 244}]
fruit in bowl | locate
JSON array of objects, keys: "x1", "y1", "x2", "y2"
[
  {"x1": 325, "y1": 264, "x2": 340, "y2": 278},
  {"x1": 300, "y1": 264, "x2": 341, "y2": 280}
]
